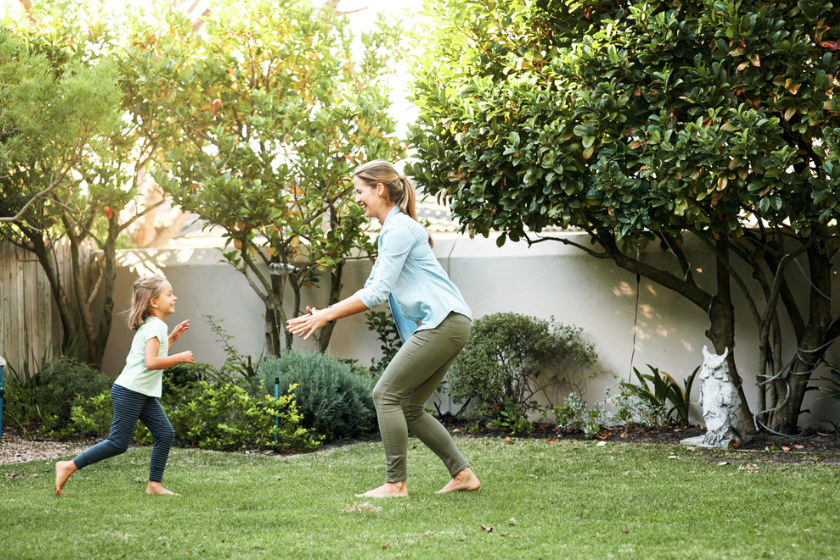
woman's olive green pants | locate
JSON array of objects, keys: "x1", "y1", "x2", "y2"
[{"x1": 372, "y1": 312, "x2": 472, "y2": 483}]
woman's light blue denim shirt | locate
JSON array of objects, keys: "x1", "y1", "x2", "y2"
[{"x1": 355, "y1": 206, "x2": 472, "y2": 342}]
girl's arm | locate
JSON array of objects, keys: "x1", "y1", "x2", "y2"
[
  {"x1": 286, "y1": 295, "x2": 368, "y2": 340},
  {"x1": 145, "y1": 337, "x2": 194, "y2": 370},
  {"x1": 168, "y1": 319, "x2": 190, "y2": 350}
]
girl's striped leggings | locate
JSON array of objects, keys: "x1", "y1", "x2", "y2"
[{"x1": 73, "y1": 384, "x2": 175, "y2": 483}]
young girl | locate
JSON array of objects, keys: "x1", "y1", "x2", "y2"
[
  {"x1": 55, "y1": 275, "x2": 194, "y2": 496},
  {"x1": 287, "y1": 160, "x2": 480, "y2": 497}
]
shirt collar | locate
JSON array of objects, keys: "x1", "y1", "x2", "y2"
[{"x1": 382, "y1": 205, "x2": 402, "y2": 226}]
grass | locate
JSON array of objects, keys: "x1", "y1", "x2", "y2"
[{"x1": 1, "y1": 437, "x2": 839, "y2": 559}]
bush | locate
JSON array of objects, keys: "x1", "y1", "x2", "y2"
[
  {"x1": 2, "y1": 355, "x2": 112, "y2": 433},
  {"x1": 253, "y1": 350, "x2": 377, "y2": 440},
  {"x1": 36, "y1": 356, "x2": 113, "y2": 423},
  {"x1": 58, "y1": 380, "x2": 320, "y2": 453},
  {"x1": 44, "y1": 388, "x2": 152, "y2": 444},
  {"x1": 169, "y1": 380, "x2": 320, "y2": 452},
  {"x1": 447, "y1": 312, "x2": 599, "y2": 422}
]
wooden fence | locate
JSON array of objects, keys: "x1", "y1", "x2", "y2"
[{"x1": 0, "y1": 240, "x2": 97, "y2": 378}]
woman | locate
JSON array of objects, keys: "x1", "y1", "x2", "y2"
[{"x1": 286, "y1": 160, "x2": 480, "y2": 498}]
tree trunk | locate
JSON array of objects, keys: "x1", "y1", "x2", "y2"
[
  {"x1": 68, "y1": 231, "x2": 98, "y2": 363},
  {"x1": 90, "y1": 219, "x2": 119, "y2": 367},
  {"x1": 770, "y1": 245, "x2": 833, "y2": 433},
  {"x1": 316, "y1": 260, "x2": 344, "y2": 353}
]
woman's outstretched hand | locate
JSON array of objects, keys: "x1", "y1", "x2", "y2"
[{"x1": 286, "y1": 306, "x2": 330, "y2": 340}]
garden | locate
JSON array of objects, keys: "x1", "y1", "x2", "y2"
[{"x1": 2, "y1": 0, "x2": 840, "y2": 558}]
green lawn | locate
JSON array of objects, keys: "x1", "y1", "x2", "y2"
[{"x1": 1, "y1": 437, "x2": 838, "y2": 559}]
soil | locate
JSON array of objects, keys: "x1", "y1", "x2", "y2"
[
  {"x1": 441, "y1": 420, "x2": 840, "y2": 465},
  {"x1": 4, "y1": 423, "x2": 840, "y2": 467}
]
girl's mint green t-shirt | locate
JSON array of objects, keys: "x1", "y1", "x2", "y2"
[{"x1": 114, "y1": 317, "x2": 168, "y2": 398}]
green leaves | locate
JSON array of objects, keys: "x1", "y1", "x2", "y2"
[
  {"x1": 134, "y1": 0, "x2": 406, "y2": 352},
  {"x1": 409, "y1": 0, "x2": 840, "y2": 245}
]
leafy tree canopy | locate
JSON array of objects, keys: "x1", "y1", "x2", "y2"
[
  {"x1": 408, "y1": 0, "x2": 840, "y2": 246},
  {"x1": 144, "y1": 0, "x2": 406, "y2": 353}
]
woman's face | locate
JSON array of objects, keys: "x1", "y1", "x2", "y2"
[{"x1": 353, "y1": 176, "x2": 388, "y2": 221}]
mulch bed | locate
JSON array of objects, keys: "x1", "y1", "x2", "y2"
[
  {"x1": 443, "y1": 420, "x2": 840, "y2": 465},
  {"x1": 4, "y1": 422, "x2": 840, "y2": 467}
]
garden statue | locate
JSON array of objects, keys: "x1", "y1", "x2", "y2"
[{"x1": 680, "y1": 346, "x2": 751, "y2": 448}]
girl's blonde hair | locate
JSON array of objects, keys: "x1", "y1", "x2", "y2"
[
  {"x1": 128, "y1": 275, "x2": 167, "y2": 331},
  {"x1": 353, "y1": 160, "x2": 433, "y2": 247}
]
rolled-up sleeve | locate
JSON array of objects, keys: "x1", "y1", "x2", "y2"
[{"x1": 355, "y1": 226, "x2": 414, "y2": 309}]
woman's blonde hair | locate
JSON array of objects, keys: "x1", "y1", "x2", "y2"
[
  {"x1": 353, "y1": 160, "x2": 433, "y2": 247},
  {"x1": 128, "y1": 275, "x2": 167, "y2": 331}
]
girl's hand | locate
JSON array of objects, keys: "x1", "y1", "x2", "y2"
[
  {"x1": 169, "y1": 320, "x2": 190, "y2": 342},
  {"x1": 286, "y1": 306, "x2": 329, "y2": 340},
  {"x1": 178, "y1": 351, "x2": 195, "y2": 364}
]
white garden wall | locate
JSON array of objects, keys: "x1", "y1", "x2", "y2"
[{"x1": 96, "y1": 232, "x2": 840, "y2": 429}]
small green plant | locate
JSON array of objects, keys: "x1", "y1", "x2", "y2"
[
  {"x1": 253, "y1": 350, "x2": 377, "y2": 441},
  {"x1": 618, "y1": 365, "x2": 698, "y2": 427},
  {"x1": 817, "y1": 366, "x2": 840, "y2": 402},
  {"x1": 550, "y1": 392, "x2": 606, "y2": 438},
  {"x1": 2, "y1": 358, "x2": 43, "y2": 433},
  {"x1": 204, "y1": 315, "x2": 258, "y2": 382},
  {"x1": 365, "y1": 309, "x2": 402, "y2": 374},
  {"x1": 488, "y1": 409, "x2": 534, "y2": 435},
  {"x1": 447, "y1": 312, "x2": 600, "y2": 423}
]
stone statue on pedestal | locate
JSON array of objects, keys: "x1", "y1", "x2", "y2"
[{"x1": 680, "y1": 346, "x2": 751, "y2": 448}]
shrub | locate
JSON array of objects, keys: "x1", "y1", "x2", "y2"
[
  {"x1": 254, "y1": 350, "x2": 377, "y2": 440},
  {"x1": 447, "y1": 312, "x2": 599, "y2": 421},
  {"x1": 3, "y1": 355, "x2": 112, "y2": 433},
  {"x1": 44, "y1": 388, "x2": 153, "y2": 444},
  {"x1": 169, "y1": 380, "x2": 320, "y2": 452},
  {"x1": 35, "y1": 356, "x2": 113, "y2": 424}
]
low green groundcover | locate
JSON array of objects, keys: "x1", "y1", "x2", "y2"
[{"x1": 1, "y1": 437, "x2": 838, "y2": 559}]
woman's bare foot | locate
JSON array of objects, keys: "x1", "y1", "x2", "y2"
[
  {"x1": 354, "y1": 481, "x2": 408, "y2": 498},
  {"x1": 145, "y1": 481, "x2": 180, "y2": 495},
  {"x1": 436, "y1": 467, "x2": 481, "y2": 494},
  {"x1": 54, "y1": 460, "x2": 78, "y2": 496}
]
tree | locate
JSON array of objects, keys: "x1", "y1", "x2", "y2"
[
  {"x1": 407, "y1": 0, "x2": 840, "y2": 433},
  {"x1": 0, "y1": 19, "x2": 123, "y2": 361},
  {"x1": 1, "y1": 0, "x2": 177, "y2": 366},
  {"x1": 145, "y1": 0, "x2": 405, "y2": 354}
]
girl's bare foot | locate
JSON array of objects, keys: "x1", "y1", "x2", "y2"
[
  {"x1": 436, "y1": 467, "x2": 481, "y2": 494},
  {"x1": 145, "y1": 481, "x2": 180, "y2": 495},
  {"x1": 54, "y1": 460, "x2": 78, "y2": 496},
  {"x1": 354, "y1": 481, "x2": 408, "y2": 498}
]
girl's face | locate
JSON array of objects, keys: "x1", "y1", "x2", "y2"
[
  {"x1": 149, "y1": 281, "x2": 177, "y2": 318},
  {"x1": 353, "y1": 176, "x2": 389, "y2": 222}
]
